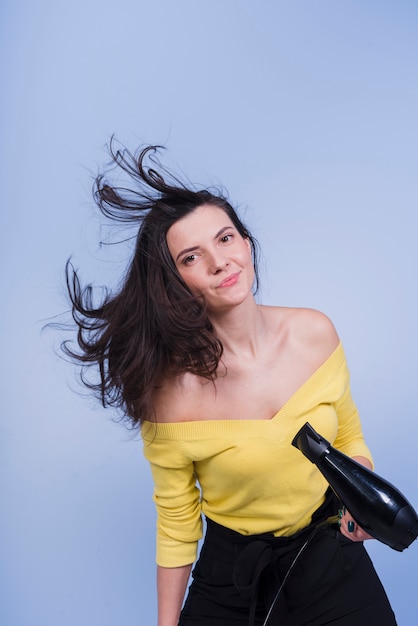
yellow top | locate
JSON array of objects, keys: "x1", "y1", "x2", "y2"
[{"x1": 141, "y1": 342, "x2": 372, "y2": 567}]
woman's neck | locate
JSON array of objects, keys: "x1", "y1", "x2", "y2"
[{"x1": 209, "y1": 298, "x2": 269, "y2": 360}]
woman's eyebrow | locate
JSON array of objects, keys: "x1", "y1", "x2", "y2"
[{"x1": 175, "y1": 245, "x2": 199, "y2": 262}]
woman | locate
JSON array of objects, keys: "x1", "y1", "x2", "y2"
[{"x1": 65, "y1": 141, "x2": 397, "y2": 625}]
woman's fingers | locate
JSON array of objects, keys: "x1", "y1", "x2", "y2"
[{"x1": 338, "y1": 507, "x2": 374, "y2": 541}]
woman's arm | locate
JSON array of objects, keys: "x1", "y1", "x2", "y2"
[{"x1": 157, "y1": 564, "x2": 192, "y2": 626}]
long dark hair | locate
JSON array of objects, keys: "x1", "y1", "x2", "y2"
[{"x1": 64, "y1": 140, "x2": 259, "y2": 427}]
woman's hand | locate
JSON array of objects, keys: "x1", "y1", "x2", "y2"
[{"x1": 338, "y1": 506, "x2": 374, "y2": 542}]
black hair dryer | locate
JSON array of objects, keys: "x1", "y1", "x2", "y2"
[{"x1": 292, "y1": 422, "x2": 418, "y2": 551}]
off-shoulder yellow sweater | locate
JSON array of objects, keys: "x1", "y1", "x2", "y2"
[{"x1": 142, "y1": 343, "x2": 372, "y2": 568}]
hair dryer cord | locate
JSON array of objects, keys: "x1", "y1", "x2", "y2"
[{"x1": 262, "y1": 515, "x2": 339, "y2": 626}]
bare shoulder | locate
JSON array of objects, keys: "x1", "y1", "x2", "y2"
[
  {"x1": 151, "y1": 372, "x2": 208, "y2": 423},
  {"x1": 292, "y1": 307, "x2": 338, "y2": 345},
  {"x1": 265, "y1": 305, "x2": 339, "y2": 358}
]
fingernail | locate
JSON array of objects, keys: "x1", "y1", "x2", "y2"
[
  {"x1": 338, "y1": 509, "x2": 343, "y2": 519},
  {"x1": 348, "y1": 521, "x2": 355, "y2": 533},
  {"x1": 342, "y1": 506, "x2": 347, "y2": 515}
]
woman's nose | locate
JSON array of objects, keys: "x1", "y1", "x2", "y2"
[{"x1": 209, "y1": 251, "x2": 229, "y2": 274}]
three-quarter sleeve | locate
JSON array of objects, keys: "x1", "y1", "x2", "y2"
[
  {"x1": 332, "y1": 354, "x2": 373, "y2": 466},
  {"x1": 142, "y1": 432, "x2": 203, "y2": 567}
]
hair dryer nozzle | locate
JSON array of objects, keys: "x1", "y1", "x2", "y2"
[{"x1": 292, "y1": 422, "x2": 331, "y2": 462}]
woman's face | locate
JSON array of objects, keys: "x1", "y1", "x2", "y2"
[{"x1": 166, "y1": 204, "x2": 254, "y2": 313}]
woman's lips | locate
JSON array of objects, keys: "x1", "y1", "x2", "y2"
[{"x1": 217, "y1": 272, "x2": 240, "y2": 288}]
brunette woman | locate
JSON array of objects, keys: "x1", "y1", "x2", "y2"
[{"x1": 65, "y1": 142, "x2": 397, "y2": 626}]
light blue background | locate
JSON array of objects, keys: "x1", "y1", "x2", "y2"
[{"x1": 1, "y1": 1, "x2": 417, "y2": 624}]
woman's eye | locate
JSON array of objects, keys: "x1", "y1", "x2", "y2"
[
  {"x1": 182, "y1": 254, "x2": 196, "y2": 265},
  {"x1": 220, "y1": 233, "x2": 233, "y2": 243}
]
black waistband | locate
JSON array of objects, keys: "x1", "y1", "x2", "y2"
[{"x1": 205, "y1": 488, "x2": 340, "y2": 550}]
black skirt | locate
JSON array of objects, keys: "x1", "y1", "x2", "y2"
[{"x1": 179, "y1": 492, "x2": 397, "y2": 626}]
